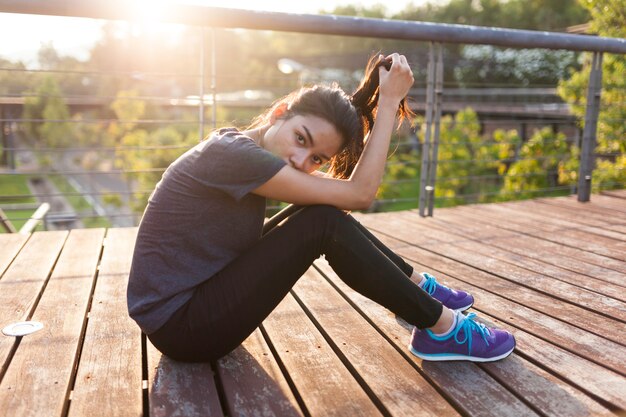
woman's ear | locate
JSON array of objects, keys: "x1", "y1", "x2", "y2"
[{"x1": 269, "y1": 103, "x2": 289, "y2": 125}]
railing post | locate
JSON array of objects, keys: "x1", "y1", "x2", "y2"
[
  {"x1": 419, "y1": 42, "x2": 443, "y2": 217},
  {"x1": 577, "y1": 51, "x2": 603, "y2": 202}
]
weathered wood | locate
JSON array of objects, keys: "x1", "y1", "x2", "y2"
[
  {"x1": 293, "y1": 268, "x2": 463, "y2": 417},
  {"x1": 481, "y1": 199, "x2": 614, "y2": 228},
  {"x1": 0, "y1": 231, "x2": 67, "y2": 375},
  {"x1": 540, "y1": 195, "x2": 626, "y2": 215},
  {"x1": 435, "y1": 240, "x2": 626, "y2": 323},
  {"x1": 313, "y1": 260, "x2": 539, "y2": 417},
  {"x1": 454, "y1": 204, "x2": 626, "y2": 275},
  {"x1": 556, "y1": 194, "x2": 626, "y2": 213},
  {"x1": 217, "y1": 328, "x2": 303, "y2": 417},
  {"x1": 477, "y1": 310, "x2": 626, "y2": 410},
  {"x1": 600, "y1": 189, "x2": 626, "y2": 199},
  {"x1": 0, "y1": 229, "x2": 104, "y2": 416},
  {"x1": 584, "y1": 194, "x2": 626, "y2": 213},
  {"x1": 147, "y1": 340, "x2": 224, "y2": 417},
  {"x1": 360, "y1": 214, "x2": 626, "y2": 344},
  {"x1": 262, "y1": 292, "x2": 382, "y2": 416},
  {"x1": 0, "y1": 233, "x2": 29, "y2": 277},
  {"x1": 611, "y1": 224, "x2": 626, "y2": 235},
  {"x1": 429, "y1": 209, "x2": 626, "y2": 291},
  {"x1": 68, "y1": 227, "x2": 142, "y2": 417},
  {"x1": 361, "y1": 238, "x2": 626, "y2": 376},
  {"x1": 454, "y1": 233, "x2": 626, "y2": 303},
  {"x1": 481, "y1": 346, "x2": 614, "y2": 416},
  {"x1": 465, "y1": 200, "x2": 626, "y2": 242},
  {"x1": 461, "y1": 202, "x2": 626, "y2": 259}
]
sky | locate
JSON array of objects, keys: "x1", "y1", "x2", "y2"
[{"x1": 0, "y1": 0, "x2": 426, "y2": 66}]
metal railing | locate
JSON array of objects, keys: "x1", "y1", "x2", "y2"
[{"x1": 0, "y1": 1, "x2": 625, "y2": 230}]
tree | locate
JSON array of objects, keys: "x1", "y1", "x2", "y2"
[
  {"x1": 502, "y1": 127, "x2": 569, "y2": 198},
  {"x1": 22, "y1": 76, "x2": 72, "y2": 148},
  {"x1": 395, "y1": 0, "x2": 588, "y2": 31},
  {"x1": 557, "y1": 0, "x2": 626, "y2": 191}
]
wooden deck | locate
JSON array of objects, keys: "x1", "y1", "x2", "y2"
[{"x1": 1, "y1": 192, "x2": 625, "y2": 416}]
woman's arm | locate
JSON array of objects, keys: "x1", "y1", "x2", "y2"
[{"x1": 253, "y1": 54, "x2": 414, "y2": 210}]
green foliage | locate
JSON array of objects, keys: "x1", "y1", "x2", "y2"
[
  {"x1": 22, "y1": 76, "x2": 73, "y2": 147},
  {"x1": 455, "y1": 47, "x2": 578, "y2": 86},
  {"x1": 503, "y1": 127, "x2": 569, "y2": 197},
  {"x1": 395, "y1": 0, "x2": 588, "y2": 30},
  {"x1": 557, "y1": 0, "x2": 626, "y2": 191}
]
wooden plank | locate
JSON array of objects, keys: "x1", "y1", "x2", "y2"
[
  {"x1": 494, "y1": 199, "x2": 614, "y2": 228},
  {"x1": 611, "y1": 224, "x2": 626, "y2": 235},
  {"x1": 361, "y1": 213, "x2": 626, "y2": 344},
  {"x1": 293, "y1": 268, "x2": 465, "y2": 417},
  {"x1": 600, "y1": 189, "x2": 626, "y2": 199},
  {"x1": 481, "y1": 338, "x2": 615, "y2": 416},
  {"x1": 535, "y1": 196, "x2": 626, "y2": 218},
  {"x1": 389, "y1": 247, "x2": 626, "y2": 376},
  {"x1": 570, "y1": 194, "x2": 626, "y2": 213},
  {"x1": 322, "y1": 223, "x2": 626, "y2": 411},
  {"x1": 486, "y1": 200, "x2": 626, "y2": 242},
  {"x1": 262, "y1": 292, "x2": 383, "y2": 416},
  {"x1": 0, "y1": 231, "x2": 67, "y2": 375},
  {"x1": 427, "y1": 212, "x2": 626, "y2": 301},
  {"x1": 69, "y1": 228, "x2": 143, "y2": 417},
  {"x1": 312, "y1": 261, "x2": 540, "y2": 417},
  {"x1": 430, "y1": 208, "x2": 626, "y2": 287},
  {"x1": 455, "y1": 204, "x2": 626, "y2": 275},
  {"x1": 477, "y1": 310, "x2": 626, "y2": 411},
  {"x1": 350, "y1": 217, "x2": 626, "y2": 376},
  {"x1": 437, "y1": 239, "x2": 626, "y2": 324},
  {"x1": 0, "y1": 229, "x2": 104, "y2": 416},
  {"x1": 217, "y1": 328, "x2": 303, "y2": 417},
  {"x1": 0, "y1": 233, "x2": 29, "y2": 277},
  {"x1": 147, "y1": 340, "x2": 224, "y2": 417}
]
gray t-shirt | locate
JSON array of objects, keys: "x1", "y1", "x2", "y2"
[{"x1": 127, "y1": 128, "x2": 286, "y2": 334}]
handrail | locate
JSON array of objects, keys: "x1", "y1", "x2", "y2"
[
  {"x1": 19, "y1": 202, "x2": 50, "y2": 234},
  {"x1": 1, "y1": 0, "x2": 625, "y2": 54}
]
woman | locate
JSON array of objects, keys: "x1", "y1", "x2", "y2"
[{"x1": 127, "y1": 53, "x2": 515, "y2": 363}]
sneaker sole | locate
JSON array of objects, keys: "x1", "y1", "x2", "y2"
[{"x1": 408, "y1": 344, "x2": 515, "y2": 362}]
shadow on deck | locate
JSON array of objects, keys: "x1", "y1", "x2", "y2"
[{"x1": 1, "y1": 192, "x2": 625, "y2": 416}]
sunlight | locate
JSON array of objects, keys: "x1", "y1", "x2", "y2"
[{"x1": 129, "y1": 0, "x2": 170, "y2": 24}]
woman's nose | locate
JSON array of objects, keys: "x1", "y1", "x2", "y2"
[{"x1": 290, "y1": 150, "x2": 308, "y2": 172}]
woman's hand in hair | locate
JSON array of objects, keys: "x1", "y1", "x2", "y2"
[{"x1": 378, "y1": 53, "x2": 414, "y2": 108}]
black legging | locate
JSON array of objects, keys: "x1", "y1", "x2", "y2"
[{"x1": 148, "y1": 205, "x2": 443, "y2": 362}]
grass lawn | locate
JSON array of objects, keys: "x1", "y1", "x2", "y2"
[
  {"x1": 48, "y1": 175, "x2": 111, "y2": 228},
  {"x1": 0, "y1": 175, "x2": 37, "y2": 233},
  {"x1": 1, "y1": 174, "x2": 112, "y2": 232}
]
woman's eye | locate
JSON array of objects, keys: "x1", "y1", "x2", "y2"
[
  {"x1": 312, "y1": 156, "x2": 322, "y2": 165},
  {"x1": 296, "y1": 134, "x2": 305, "y2": 144}
]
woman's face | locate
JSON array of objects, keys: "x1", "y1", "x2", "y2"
[{"x1": 261, "y1": 114, "x2": 343, "y2": 174}]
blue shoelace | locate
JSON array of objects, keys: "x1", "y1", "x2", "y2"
[
  {"x1": 453, "y1": 313, "x2": 491, "y2": 354},
  {"x1": 421, "y1": 272, "x2": 440, "y2": 295}
]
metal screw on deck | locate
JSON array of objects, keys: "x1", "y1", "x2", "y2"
[
  {"x1": 418, "y1": 42, "x2": 443, "y2": 217},
  {"x1": 577, "y1": 51, "x2": 603, "y2": 202}
]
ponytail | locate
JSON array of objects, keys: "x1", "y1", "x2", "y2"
[
  {"x1": 250, "y1": 54, "x2": 413, "y2": 180},
  {"x1": 328, "y1": 54, "x2": 414, "y2": 179}
]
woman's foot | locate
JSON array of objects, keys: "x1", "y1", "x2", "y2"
[
  {"x1": 418, "y1": 272, "x2": 474, "y2": 311},
  {"x1": 409, "y1": 311, "x2": 516, "y2": 362}
]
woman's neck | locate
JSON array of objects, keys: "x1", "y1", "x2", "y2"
[{"x1": 243, "y1": 126, "x2": 269, "y2": 147}]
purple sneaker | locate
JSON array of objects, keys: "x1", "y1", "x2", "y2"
[
  {"x1": 409, "y1": 312, "x2": 516, "y2": 362},
  {"x1": 419, "y1": 272, "x2": 474, "y2": 311}
]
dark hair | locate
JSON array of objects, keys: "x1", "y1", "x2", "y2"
[{"x1": 250, "y1": 55, "x2": 414, "y2": 179}]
